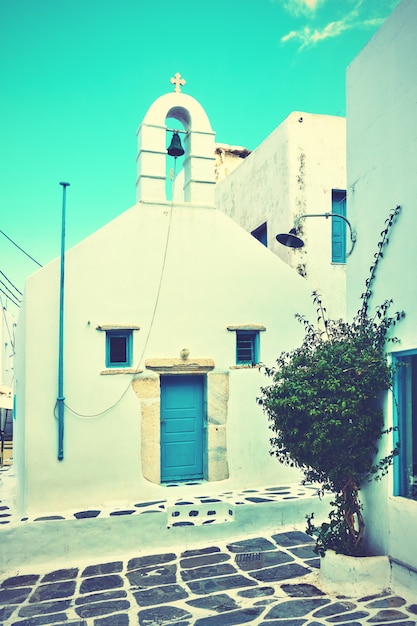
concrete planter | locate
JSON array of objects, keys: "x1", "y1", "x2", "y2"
[{"x1": 319, "y1": 549, "x2": 391, "y2": 596}]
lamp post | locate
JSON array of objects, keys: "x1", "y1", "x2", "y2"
[
  {"x1": 57, "y1": 182, "x2": 70, "y2": 461},
  {"x1": 276, "y1": 212, "x2": 356, "y2": 257}
]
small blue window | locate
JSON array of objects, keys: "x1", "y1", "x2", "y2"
[
  {"x1": 106, "y1": 330, "x2": 132, "y2": 368},
  {"x1": 332, "y1": 190, "x2": 347, "y2": 264},
  {"x1": 236, "y1": 331, "x2": 259, "y2": 365},
  {"x1": 393, "y1": 350, "x2": 417, "y2": 501}
]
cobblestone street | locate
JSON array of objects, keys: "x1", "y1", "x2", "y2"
[{"x1": 1, "y1": 530, "x2": 417, "y2": 626}]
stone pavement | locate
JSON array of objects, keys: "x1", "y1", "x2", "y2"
[{"x1": 1, "y1": 529, "x2": 417, "y2": 626}]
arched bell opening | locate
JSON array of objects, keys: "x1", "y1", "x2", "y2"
[{"x1": 165, "y1": 114, "x2": 187, "y2": 201}]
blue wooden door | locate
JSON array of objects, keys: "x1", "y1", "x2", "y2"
[{"x1": 160, "y1": 375, "x2": 204, "y2": 482}]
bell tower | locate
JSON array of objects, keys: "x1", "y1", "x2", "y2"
[{"x1": 136, "y1": 73, "x2": 216, "y2": 205}]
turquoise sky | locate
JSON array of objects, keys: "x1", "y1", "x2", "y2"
[{"x1": 0, "y1": 0, "x2": 400, "y2": 307}]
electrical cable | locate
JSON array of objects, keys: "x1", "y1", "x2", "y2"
[
  {"x1": 62, "y1": 158, "x2": 178, "y2": 419},
  {"x1": 0, "y1": 293, "x2": 16, "y2": 351},
  {"x1": 0, "y1": 228, "x2": 43, "y2": 267},
  {"x1": 0, "y1": 270, "x2": 22, "y2": 296},
  {"x1": 0, "y1": 287, "x2": 20, "y2": 308},
  {"x1": 0, "y1": 278, "x2": 21, "y2": 304}
]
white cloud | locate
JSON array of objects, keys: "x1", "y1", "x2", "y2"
[
  {"x1": 281, "y1": 0, "x2": 325, "y2": 17},
  {"x1": 280, "y1": 0, "x2": 398, "y2": 50}
]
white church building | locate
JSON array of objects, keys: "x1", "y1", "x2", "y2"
[{"x1": 14, "y1": 78, "x2": 314, "y2": 518}]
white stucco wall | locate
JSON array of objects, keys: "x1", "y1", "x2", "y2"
[
  {"x1": 14, "y1": 201, "x2": 314, "y2": 515},
  {"x1": 216, "y1": 112, "x2": 346, "y2": 319},
  {"x1": 346, "y1": 0, "x2": 417, "y2": 576}
]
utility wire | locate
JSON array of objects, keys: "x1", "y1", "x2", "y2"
[
  {"x1": 0, "y1": 278, "x2": 21, "y2": 303},
  {"x1": 0, "y1": 286, "x2": 19, "y2": 308},
  {"x1": 0, "y1": 293, "x2": 17, "y2": 350},
  {"x1": 0, "y1": 228, "x2": 43, "y2": 267},
  {"x1": 0, "y1": 270, "x2": 22, "y2": 296}
]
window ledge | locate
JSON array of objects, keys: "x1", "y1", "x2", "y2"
[
  {"x1": 230, "y1": 364, "x2": 261, "y2": 370},
  {"x1": 227, "y1": 324, "x2": 266, "y2": 331},
  {"x1": 97, "y1": 325, "x2": 140, "y2": 331},
  {"x1": 100, "y1": 368, "x2": 144, "y2": 375},
  {"x1": 145, "y1": 358, "x2": 215, "y2": 373}
]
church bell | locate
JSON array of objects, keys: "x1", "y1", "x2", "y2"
[{"x1": 167, "y1": 131, "x2": 185, "y2": 158}]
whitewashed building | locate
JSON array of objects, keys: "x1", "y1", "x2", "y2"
[
  {"x1": 216, "y1": 112, "x2": 347, "y2": 319},
  {"x1": 346, "y1": 0, "x2": 417, "y2": 590},
  {"x1": 14, "y1": 81, "x2": 314, "y2": 518}
]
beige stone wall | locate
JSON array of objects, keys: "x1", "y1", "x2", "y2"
[{"x1": 132, "y1": 369, "x2": 230, "y2": 484}]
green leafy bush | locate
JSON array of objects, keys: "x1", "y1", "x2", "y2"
[{"x1": 259, "y1": 205, "x2": 403, "y2": 556}]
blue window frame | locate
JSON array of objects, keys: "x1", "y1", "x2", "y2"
[
  {"x1": 332, "y1": 189, "x2": 347, "y2": 264},
  {"x1": 236, "y1": 330, "x2": 259, "y2": 365},
  {"x1": 106, "y1": 330, "x2": 133, "y2": 368},
  {"x1": 393, "y1": 350, "x2": 417, "y2": 500}
]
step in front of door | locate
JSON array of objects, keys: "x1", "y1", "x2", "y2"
[{"x1": 166, "y1": 501, "x2": 235, "y2": 528}]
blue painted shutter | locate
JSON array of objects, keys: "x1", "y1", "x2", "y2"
[{"x1": 332, "y1": 190, "x2": 347, "y2": 263}]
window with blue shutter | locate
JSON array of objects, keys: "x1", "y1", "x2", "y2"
[
  {"x1": 393, "y1": 350, "x2": 417, "y2": 501},
  {"x1": 106, "y1": 330, "x2": 133, "y2": 368},
  {"x1": 236, "y1": 330, "x2": 259, "y2": 365},
  {"x1": 332, "y1": 190, "x2": 347, "y2": 263}
]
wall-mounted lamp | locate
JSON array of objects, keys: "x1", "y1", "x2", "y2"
[{"x1": 276, "y1": 213, "x2": 357, "y2": 257}]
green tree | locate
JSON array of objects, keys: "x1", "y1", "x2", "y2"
[{"x1": 259, "y1": 205, "x2": 403, "y2": 556}]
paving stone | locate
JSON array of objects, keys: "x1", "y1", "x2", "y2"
[
  {"x1": 75, "y1": 589, "x2": 127, "y2": 605},
  {"x1": 81, "y1": 561, "x2": 123, "y2": 576},
  {"x1": 408, "y1": 604, "x2": 417, "y2": 615},
  {"x1": 138, "y1": 605, "x2": 192, "y2": 625},
  {"x1": 134, "y1": 500, "x2": 165, "y2": 508},
  {"x1": 127, "y1": 563, "x2": 177, "y2": 587},
  {"x1": 235, "y1": 549, "x2": 293, "y2": 571},
  {"x1": 281, "y1": 583, "x2": 325, "y2": 597},
  {"x1": 180, "y1": 552, "x2": 230, "y2": 568},
  {"x1": 181, "y1": 546, "x2": 221, "y2": 557},
  {"x1": 18, "y1": 599, "x2": 72, "y2": 617},
  {"x1": 29, "y1": 580, "x2": 77, "y2": 603},
  {"x1": 79, "y1": 575, "x2": 124, "y2": 594},
  {"x1": 238, "y1": 586, "x2": 275, "y2": 598},
  {"x1": 186, "y1": 592, "x2": 239, "y2": 612},
  {"x1": 94, "y1": 614, "x2": 130, "y2": 625},
  {"x1": 265, "y1": 598, "x2": 330, "y2": 619},
  {"x1": 0, "y1": 604, "x2": 16, "y2": 621},
  {"x1": 186, "y1": 574, "x2": 257, "y2": 595},
  {"x1": 133, "y1": 584, "x2": 189, "y2": 607},
  {"x1": 127, "y1": 552, "x2": 176, "y2": 570},
  {"x1": 75, "y1": 599, "x2": 130, "y2": 618},
  {"x1": 10, "y1": 612, "x2": 71, "y2": 625},
  {"x1": 1, "y1": 574, "x2": 40, "y2": 588},
  {"x1": 181, "y1": 562, "x2": 237, "y2": 581},
  {"x1": 288, "y1": 545, "x2": 318, "y2": 559},
  {"x1": 0, "y1": 586, "x2": 33, "y2": 605},
  {"x1": 262, "y1": 619, "x2": 308, "y2": 626},
  {"x1": 41, "y1": 568, "x2": 79, "y2": 582},
  {"x1": 313, "y1": 601, "x2": 357, "y2": 617},
  {"x1": 244, "y1": 496, "x2": 273, "y2": 503},
  {"x1": 73, "y1": 510, "x2": 101, "y2": 519},
  {"x1": 251, "y1": 562, "x2": 311, "y2": 582},
  {"x1": 109, "y1": 509, "x2": 136, "y2": 516},
  {"x1": 367, "y1": 609, "x2": 414, "y2": 622},
  {"x1": 326, "y1": 611, "x2": 370, "y2": 622},
  {"x1": 272, "y1": 531, "x2": 314, "y2": 547},
  {"x1": 365, "y1": 596, "x2": 407, "y2": 608},
  {"x1": 194, "y1": 606, "x2": 264, "y2": 625},
  {"x1": 226, "y1": 537, "x2": 277, "y2": 553}
]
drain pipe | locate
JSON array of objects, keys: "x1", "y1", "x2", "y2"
[{"x1": 57, "y1": 182, "x2": 70, "y2": 461}]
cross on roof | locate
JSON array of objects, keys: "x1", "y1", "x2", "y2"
[{"x1": 170, "y1": 72, "x2": 186, "y2": 93}]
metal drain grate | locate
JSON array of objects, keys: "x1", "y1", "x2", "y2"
[{"x1": 235, "y1": 552, "x2": 262, "y2": 563}]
